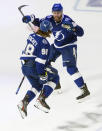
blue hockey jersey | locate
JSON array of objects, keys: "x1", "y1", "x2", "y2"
[
  {"x1": 20, "y1": 33, "x2": 50, "y2": 75},
  {"x1": 32, "y1": 14, "x2": 84, "y2": 48}
]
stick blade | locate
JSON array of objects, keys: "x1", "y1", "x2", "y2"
[{"x1": 18, "y1": 5, "x2": 28, "y2": 10}]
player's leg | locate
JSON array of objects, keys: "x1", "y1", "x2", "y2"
[
  {"x1": 54, "y1": 82, "x2": 61, "y2": 91},
  {"x1": 17, "y1": 66, "x2": 42, "y2": 118},
  {"x1": 67, "y1": 66, "x2": 90, "y2": 100},
  {"x1": 34, "y1": 66, "x2": 59, "y2": 113},
  {"x1": 18, "y1": 75, "x2": 43, "y2": 118},
  {"x1": 48, "y1": 45, "x2": 62, "y2": 93},
  {"x1": 61, "y1": 46, "x2": 90, "y2": 100}
]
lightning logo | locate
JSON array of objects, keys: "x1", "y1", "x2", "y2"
[{"x1": 54, "y1": 31, "x2": 65, "y2": 41}]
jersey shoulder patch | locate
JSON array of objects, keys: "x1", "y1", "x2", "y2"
[
  {"x1": 64, "y1": 15, "x2": 72, "y2": 22},
  {"x1": 42, "y1": 38, "x2": 48, "y2": 45}
]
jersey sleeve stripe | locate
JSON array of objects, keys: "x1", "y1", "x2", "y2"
[
  {"x1": 20, "y1": 54, "x2": 36, "y2": 58},
  {"x1": 35, "y1": 57, "x2": 46, "y2": 64}
]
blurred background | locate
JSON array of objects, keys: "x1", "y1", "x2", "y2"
[{"x1": 0, "y1": 0, "x2": 102, "y2": 131}]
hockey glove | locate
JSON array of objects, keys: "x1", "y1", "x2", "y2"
[
  {"x1": 39, "y1": 71, "x2": 48, "y2": 84},
  {"x1": 22, "y1": 14, "x2": 35, "y2": 23},
  {"x1": 62, "y1": 21, "x2": 77, "y2": 32}
]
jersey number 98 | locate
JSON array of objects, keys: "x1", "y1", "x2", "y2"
[
  {"x1": 25, "y1": 44, "x2": 34, "y2": 55},
  {"x1": 41, "y1": 49, "x2": 48, "y2": 55}
]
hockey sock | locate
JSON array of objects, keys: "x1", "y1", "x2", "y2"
[
  {"x1": 25, "y1": 90, "x2": 36, "y2": 103},
  {"x1": 43, "y1": 82, "x2": 56, "y2": 98},
  {"x1": 67, "y1": 67, "x2": 84, "y2": 88}
]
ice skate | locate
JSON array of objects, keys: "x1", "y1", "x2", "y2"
[
  {"x1": 54, "y1": 82, "x2": 62, "y2": 94},
  {"x1": 17, "y1": 95, "x2": 29, "y2": 119},
  {"x1": 34, "y1": 91, "x2": 50, "y2": 113},
  {"x1": 76, "y1": 83, "x2": 90, "y2": 102}
]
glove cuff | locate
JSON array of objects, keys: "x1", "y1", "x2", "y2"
[
  {"x1": 72, "y1": 22, "x2": 77, "y2": 27},
  {"x1": 30, "y1": 14, "x2": 35, "y2": 22}
]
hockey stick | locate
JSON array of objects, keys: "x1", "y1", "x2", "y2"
[
  {"x1": 16, "y1": 76, "x2": 25, "y2": 94},
  {"x1": 16, "y1": 5, "x2": 35, "y2": 95}
]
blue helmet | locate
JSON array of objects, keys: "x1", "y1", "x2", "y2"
[
  {"x1": 52, "y1": 3, "x2": 63, "y2": 12},
  {"x1": 40, "y1": 20, "x2": 52, "y2": 32}
]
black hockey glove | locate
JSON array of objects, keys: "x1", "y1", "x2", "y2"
[{"x1": 39, "y1": 71, "x2": 48, "y2": 84}]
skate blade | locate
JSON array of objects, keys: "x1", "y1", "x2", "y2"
[
  {"x1": 77, "y1": 95, "x2": 90, "y2": 103},
  {"x1": 17, "y1": 105, "x2": 27, "y2": 119},
  {"x1": 34, "y1": 103, "x2": 50, "y2": 113}
]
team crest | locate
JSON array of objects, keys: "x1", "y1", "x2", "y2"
[{"x1": 54, "y1": 31, "x2": 65, "y2": 41}]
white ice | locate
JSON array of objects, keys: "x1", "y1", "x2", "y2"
[{"x1": 0, "y1": 0, "x2": 102, "y2": 131}]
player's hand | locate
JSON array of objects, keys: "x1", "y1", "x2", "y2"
[
  {"x1": 39, "y1": 71, "x2": 48, "y2": 84},
  {"x1": 63, "y1": 21, "x2": 77, "y2": 32},
  {"x1": 22, "y1": 14, "x2": 35, "y2": 23},
  {"x1": 63, "y1": 21, "x2": 73, "y2": 28}
]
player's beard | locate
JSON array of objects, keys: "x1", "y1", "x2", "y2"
[{"x1": 54, "y1": 15, "x2": 62, "y2": 23}]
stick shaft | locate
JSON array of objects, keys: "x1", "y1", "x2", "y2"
[{"x1": 16, "y1": 76, "x2": 25, "y2": 94}]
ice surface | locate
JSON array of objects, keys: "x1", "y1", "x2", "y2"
[{"x1": 0, "y1": 0, "x2": 102, "y2": 131}]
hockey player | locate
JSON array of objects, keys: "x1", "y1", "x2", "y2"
[
  {"x1": 21, "y1": 3, "x2": 90, "y2": 100},
  {"x1": 17, "y1": 20, "x2": 59, "y2": 119}
]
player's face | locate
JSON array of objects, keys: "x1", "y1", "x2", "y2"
[
  {"x1": 33, "y1": 25, "x2": 40, "y2": 33},
  {"x1": 52, "y1": 11, "x2": 63, "y2": 22}
]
